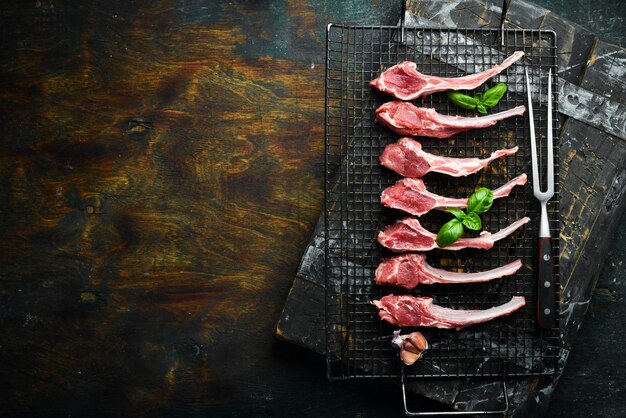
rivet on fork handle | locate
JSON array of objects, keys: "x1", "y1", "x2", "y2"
[{"x1": 537, "y1": 237, "x2": 556, "y2": 329}]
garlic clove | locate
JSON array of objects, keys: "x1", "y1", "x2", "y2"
[{"x1": 393, "y1": 331, "x2": 429, "y2": 365}]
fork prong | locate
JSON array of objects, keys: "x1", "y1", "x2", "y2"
[
  {"x1": 525, "y1": 68, "x2": 540, "y2": 197},
  {"x1": 546, "y1": 69, "x2": 554, "y2": 197}
]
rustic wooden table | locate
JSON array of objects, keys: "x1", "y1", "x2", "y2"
[{"x1": 0, "y1": 1, "x2": 623, "y2": 417}]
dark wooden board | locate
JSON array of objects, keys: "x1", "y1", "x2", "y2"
[{"x1": 276, "y1": 0, "x2": 626, "y2": 415}]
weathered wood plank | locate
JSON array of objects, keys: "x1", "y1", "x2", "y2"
[
  {"x1": 275, "y1": 275, "x2": 325, "y2": 353},
  {"x1": 559, "y1": 79, "x2": 626, "y2": 139},
  {"x1": 581, "y1": 39, "x2": 626, "y2": 103},
  {"x1": 0, "y1": 1, "x2": 333, "y2": 415},
  {"x1": 408, "y1": 0, "x2": 502, "y2": 28},
  {"x1": 559, "y1": 118, "x2": 626, "y2": 343},
  {"x1": 506, "y1": 0, "x2": 550, "y2": 29},
  {"x1": 507, "y1": 1, "x2": 596, "y2": 84},
  {"x1": 539, "y1": 14, "x2": 596, "y2": 85}
]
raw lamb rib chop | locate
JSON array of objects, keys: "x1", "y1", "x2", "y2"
[
  {"x1": 381, "y1": 174, "x2": 527, "y2": 216},
  {"x1": 372, "y1": 295, "x2": 526, "y2": 329},
  {"x1": 380, "y1": 138, "x2": 517, "y2": 178},
  {"x1": 378, "y1": 217, "x2": 530, "y2": 252},
  {"x1": 375, "y1": 253, "x2": 522, "y2": 288},
  {"x1": 369, "y1": 51, "x2": 525, "y2": 100},
  {"x1": 375, "y1": 100, "x2": 526, "y2": 138}
]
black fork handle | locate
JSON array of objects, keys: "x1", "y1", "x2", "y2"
[{"x1": 537, "y1": 237, "x2": 556, "y2": 329}]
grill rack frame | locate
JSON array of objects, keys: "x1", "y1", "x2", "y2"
[{"x1": 324, "y1": 24, "x2": 562, "y2": 380}]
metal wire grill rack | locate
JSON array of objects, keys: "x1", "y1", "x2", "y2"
[{"x1": 324, "y1": 26, "x2": 561, "y2": 379}]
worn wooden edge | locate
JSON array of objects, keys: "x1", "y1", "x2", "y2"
[
  {"x1": 581, "y1": 39, "x2": 626, "y2": 101},
  {"x1": 275, "y1": 274, "x2": 325, "y2": 354}
]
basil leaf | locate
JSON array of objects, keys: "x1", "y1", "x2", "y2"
[
  {"x1": 467, "y1": 187, "x2": 494, "y2": 215},
  {"x1": 446, "y1": 208, "x2": 467, "y2": 220},
  {"x1": 436, "y1": 218, "x2": 464, "y2": 247},
  {"x1": 481, "y1": 82, "x2": 507, "y2": 108},
  {"x1": 476, "y1": 103, "x2": 488, "y2": 114},
  {"x1": 447, "y1": 91, "x2": 478, "y2": 110},
  {"x1": 462, "y1": 212, "x2": 482, "y2": 230}
]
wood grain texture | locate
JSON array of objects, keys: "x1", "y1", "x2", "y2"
[{"x1": 0, "y1": 1, "x2": 338, "y2": 415}]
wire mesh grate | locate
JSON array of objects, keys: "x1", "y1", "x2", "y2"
[{"x1": 324, "y1": 26, "x2": 561, "y2": 379}]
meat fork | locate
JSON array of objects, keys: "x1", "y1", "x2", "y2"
[{"x1": 525, "y1": 68, "x2": 556, "y2": 330}]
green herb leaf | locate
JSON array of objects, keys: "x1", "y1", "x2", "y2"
[
  {"x1": 446, "y1": 208, "x2": 467, "y2": 220},
  {"x1": 436, "y1": 218, "x2": 464, "y2": 247},
  {"x1": 447, "y1": 83, "x2": 509, "y2": 114},
  {"x1": 437, "y1": 186, "x2": 496, "y2": 247},
  {"x1": 446, "y1": 91, "x2": 478, "y2": 110},
  {"x1": 462, "y1": 212, "x2": 482, "y2": 230},
  {"x1": 467, "y1": 187, "x2": 494, "y2": 215},
  {"x1": 481, "y1": 82, "x2": 507, "y2": 108}
]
